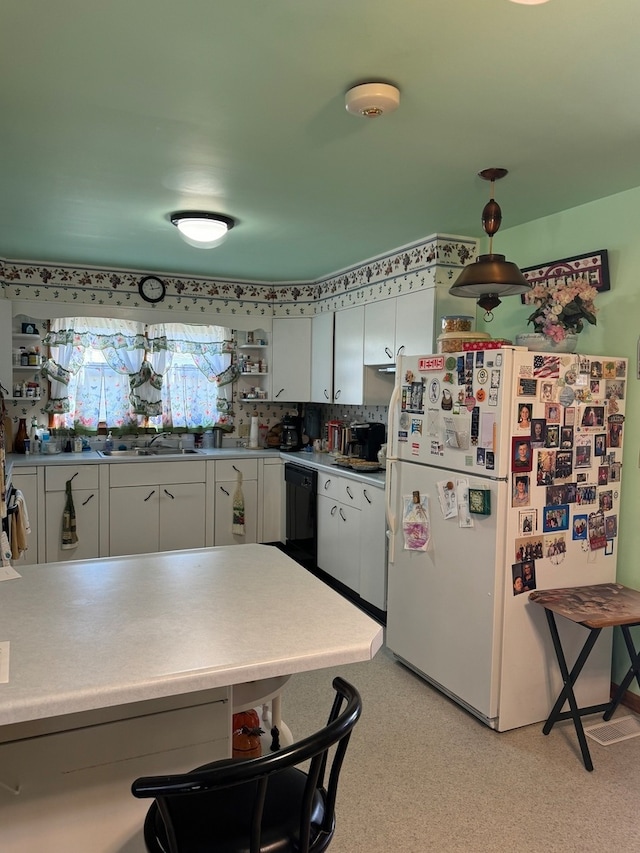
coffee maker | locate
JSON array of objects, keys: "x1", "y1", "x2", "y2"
[
  {"x1": 280, "y1": 413, "x2": 302, "y2": 451},
  {"x1": 350, "y1": 422, "x2": 386, "y2": 462}
]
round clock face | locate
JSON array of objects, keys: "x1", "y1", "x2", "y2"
[{"x1": 138, "y1": 275, "x2": 166, "y2": 304}]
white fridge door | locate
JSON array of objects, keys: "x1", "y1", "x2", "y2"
[
  {"x1": 391, "y1": 350, "x2": 514, "y2": 479},
  {"x1": 386, "y1": 458, "x2": 509, "y2": 726}
]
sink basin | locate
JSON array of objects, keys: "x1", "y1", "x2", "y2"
[
  {"x1": 146, "y1": 447, "x2": 201, "y2": 455},
  {"x1": 98, "y1": 448, "x2": 201, "y2": 458},
  {"x1": 99, "y1": 449, "x2": 146, "y2": 457}
]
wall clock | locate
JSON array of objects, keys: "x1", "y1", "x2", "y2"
[{"x1": 138, "y1": 275, "x2": 166, "y2": 304}]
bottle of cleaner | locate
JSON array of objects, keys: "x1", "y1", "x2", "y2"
[{"x1": 104, "y1": 431, "x2": 114, "y2": 452}]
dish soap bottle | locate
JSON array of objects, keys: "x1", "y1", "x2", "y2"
[
  {"x1": 29, "y1": 417, "x2": 39, "y2": 454},
  {"x1": 104, "y1": 431, "x2": 114, "y2": 452}
]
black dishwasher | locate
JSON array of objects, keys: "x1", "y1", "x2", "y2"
[{"x1": 284, "y1": 463, "x2": 317, "y2": 568}]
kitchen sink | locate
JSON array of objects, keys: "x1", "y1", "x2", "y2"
[
  {"x1": 98, "y1": 448, "x2": 201, "y2": 458},
  {"x1": 146, "y1": 447, "x2": 201, "y2": 455}
]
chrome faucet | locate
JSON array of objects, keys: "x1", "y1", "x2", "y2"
[{"x1": 146, "y1": 432, "x2": 172, "y2": 447}]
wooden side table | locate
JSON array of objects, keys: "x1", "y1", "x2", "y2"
[{"x1": 529, "y1": 583, "x2": 640, "y2": 771}]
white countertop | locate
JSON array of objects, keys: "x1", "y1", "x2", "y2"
[
  {"x1": 281, "y1": 450, "x2": 386, "y2": 488},
  {"x1": 7, "y1": 446, "x2": 386, "y2": 486},
  {"x1": 0, "y1": 544, "x2": 383, "y2": 728}
]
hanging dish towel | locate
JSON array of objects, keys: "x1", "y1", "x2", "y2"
[
  {"x1": 10, "y1": 490, "x2": 31, "y2": 560},
  {"x1": 232, "y1": 470, "x2": 245, "y2": 536},
  {"x1": 61, "y1": 479, "x2": 79, "y2": 550},
  {"x1": 1, "y1": 531, "x2": 12, "y2": 566}
]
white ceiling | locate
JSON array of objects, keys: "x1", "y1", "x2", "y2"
[{"x1": 2, "y1": 0, "x2": 640, "y2": 283}]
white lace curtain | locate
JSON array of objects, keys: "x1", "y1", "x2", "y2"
[{"x1": 42, "y1": 317, "x2": 233, "y2": 420}]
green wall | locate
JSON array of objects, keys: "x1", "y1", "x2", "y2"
[{"x1": 481, "y1": 186, "x2": 640, "y2": 690}]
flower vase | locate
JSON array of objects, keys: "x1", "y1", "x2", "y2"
[{"x1": 515, "y1": 332, "x2": 578, "y2": 354}]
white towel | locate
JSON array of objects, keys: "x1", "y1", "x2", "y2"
[
  {"x1": 14, "y1": 490, "x2": 31, "y2": 535},
  {"x1": 10, "y1": 491, "x2": 30, "y2": 560}
]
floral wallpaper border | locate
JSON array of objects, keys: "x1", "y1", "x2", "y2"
[{"x1": 0, "y1": 233, "x2": 476, "y2": 318}]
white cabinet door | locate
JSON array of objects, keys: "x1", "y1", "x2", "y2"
[
  {"x1": 364, "y1": 300, "x2": 395, "y2": 365},
  {"x1": 317, "y1": 493, "x2": 340, "y2": 579},
  {"x1": 45, "y1": 488, "x2": 100, "y2": 563},
  {"x1": 395, "y1": 289, "x2": 437, "y2": 357},
  {"x1": 317, "y1": 480, "x2": 360, "y2": 593},
  {"x1": 310, "y1": 312, "x2": 334, "y2": 403},
  {"x1": 358, "y1": 484, "x2": 387, "y2": 610},
  {"x1": 271, "y1": 317, "x2": 311, "y2": 403},
  {"x1": 333, "y1": 501, "x2": 361, "y2": 591},
  {"x1": 214, "y1": 478, "x2": 258, "y2": 546},
  {"x1": 333, "y1": 306, "x2": 364, "y2": 405},
  {"x1": 158, "y1": 482, "x2": 206, "y2": 552},
  {"x1": 109, "y1": 485, "x2": 159, "y2": 556},
  {"x1": 260, "y1": 458, "x2": 284, "y2": 543}
]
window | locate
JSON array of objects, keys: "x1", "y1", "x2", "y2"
[{"x1": 43, "y1": 318, "x2": 233, "y2": 431}]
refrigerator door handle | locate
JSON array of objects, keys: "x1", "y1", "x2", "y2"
[
  {"x1": 385, "y1": 458, "x2": 398, "y2": 564},
  {"x1": 386, "y1": 354, "x2": 402, "y2": 462}
]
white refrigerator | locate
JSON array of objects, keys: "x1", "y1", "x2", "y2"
[{"x1": 385, "y1": 346, "x2": 627, "y2": 731}]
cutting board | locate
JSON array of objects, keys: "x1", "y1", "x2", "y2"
[{"x1": 3, "y1": 415, "x2": 13, "y2": 453}]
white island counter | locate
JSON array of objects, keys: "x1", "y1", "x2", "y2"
[{"x1": 0, "y1": 544, "x2": 383, "y2": 852}]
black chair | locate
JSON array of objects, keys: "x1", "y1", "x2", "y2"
[{"x1": 131, "y1": 677, "x2": 362, "y2": 853}]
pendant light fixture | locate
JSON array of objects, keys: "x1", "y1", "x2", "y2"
[
  {"x1": 170, "y1": 211, "x2": 235, "y2": 249},
  {"x1": 449, "y1": 168, "x2": 531, "y2": 320}
]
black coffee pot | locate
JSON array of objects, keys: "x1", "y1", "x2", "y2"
[{"x1": 280, "y1": 414, "x2": 301, "y2": 451}]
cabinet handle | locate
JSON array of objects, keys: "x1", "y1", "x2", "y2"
[
  {"x1": 385, "y1": 347, "x2": 393, "y2": 359},
  {"x1": 324, "y1": 479, "x2": 331, "y2": 490},
  {"x1": 324, "y1": 389, "x2": 329, "y2": 399},
  {"x1": 220, "y1": 486, "x2": 230, "y2": 496},
  {"x1": 396, "y1": 345, "x2": 405, "y2": 357},
  {"x1": 330, "y1": 505, "x2": 338, "y2": 516},
  {"x1": 144, "y1": 490, "x2": 156, "y2": 502},
  {"x1": 275, "y1": 388, "x2": 285, "y2": 398},
  {"x1": 346, "y1": 485, "x2": 353, "y2": 500},
  {"x1": 339, "y1": 508, "x2": 346, "y2": 522},
  {"x1": 232, "y1": 464, "x2": 240, "y2": 472},
  {"x1": 82, "y1": 493, "x2": 95, "y2": 507},
  {"x1": 334, "y1": 389, "x2": 341, "y2": 399},
  {"x1": 363, "y1": 489, "x2": 372, "y2": 504},
  {"x1": 163, "y1": 488, "x2": 175, "y2": 500}
]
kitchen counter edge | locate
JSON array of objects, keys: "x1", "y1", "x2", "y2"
[{"x1": 6, "y1": 448, "x2": 386, "y2": 487}]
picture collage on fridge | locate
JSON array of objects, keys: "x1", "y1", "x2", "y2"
[{"x1": 510, "y1": 353, "x2": 625, "y2": 596}]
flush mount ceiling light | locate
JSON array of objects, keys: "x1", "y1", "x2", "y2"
[
  {"x1": 509, "y1": 0, "x2": 550, "y2": 5},
  {"x1": 170, "y1": 211, "x2": 235, "y2": 249},
  {"x1": 449, "y1": 168, "x2": 531, "y2": 320},
  {"x1": 345, "y1": 82, "x2": 400, "y2": 118}
]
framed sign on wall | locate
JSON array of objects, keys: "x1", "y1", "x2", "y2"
[{"x1": 520, "y1": 250, "x2": 610, "y2": 304}]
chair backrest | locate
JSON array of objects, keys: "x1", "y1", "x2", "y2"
[{"x1": 132, "y1": 676, "x2": 362, "y2": 853}]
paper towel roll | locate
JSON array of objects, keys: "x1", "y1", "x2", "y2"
[{"x1": 249, "y1": 415, "x2": 259, "y2": 449}]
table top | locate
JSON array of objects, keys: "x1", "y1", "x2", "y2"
[
  {"x1": 529, "y1": 583, "x2": 640, "y2": 629},
  {"x1": 0, "y1": 544, "x2": 383, "y2": 728}
]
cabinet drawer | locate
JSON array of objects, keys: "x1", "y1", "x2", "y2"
[
  {"x1": 45, "y1": 465, "x2": 99, "y2": 492},
  {"x1": 339, "y1": 478, "x2": 362, "y2": 508},
  {"x1": 109, "y1": 460, "x2": 206, "y2": 487},
  {"x1": 216, "y1": 458, "x2": 257, "y2": 482},
  {"x1": 317, "y1": 471, "x2": 339, "y2": 497}
]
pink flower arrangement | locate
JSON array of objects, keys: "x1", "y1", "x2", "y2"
[{"x1": 525, "y1": 277, "x2": 598, "y2": 342}]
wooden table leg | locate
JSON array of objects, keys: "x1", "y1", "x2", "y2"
[
  {"x1": 604, "y1": 624, "x2": 640, "y2": 721},
  {"x1": 541, "y1": 608, "x2": 604, "y2": 772}
]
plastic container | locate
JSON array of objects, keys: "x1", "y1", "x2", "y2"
[
  {"x1": 441, "y1": 315, "x2": 475, "y2": 334},
  {"x1": 104, "y1": 432, "x2": 114, "y2": 452},
  {"x1": 437, "y1": 331, "x2": 491, "y2": 353}
]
